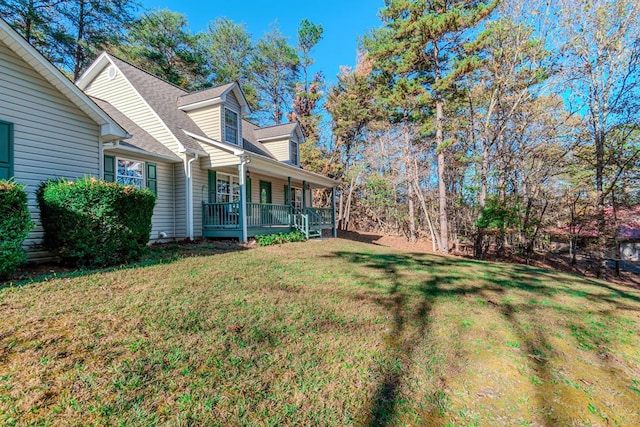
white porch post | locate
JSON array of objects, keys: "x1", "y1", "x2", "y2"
[{"x1": 238, "y1": 156, "x2": 249, "y2": 243}]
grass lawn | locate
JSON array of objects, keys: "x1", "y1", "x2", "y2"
[{"x1": 1, "y1": 239, "x2": 639, "y2": 426}]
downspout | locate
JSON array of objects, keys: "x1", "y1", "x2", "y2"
[{"x1": 186, "y1": 154, "x2": 199, "y2": 241}]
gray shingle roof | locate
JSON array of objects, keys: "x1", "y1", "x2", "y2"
[
  {"x1": 102, "y1": 54, "x2": 303, "y2": 162},
  {"x1": 91, "y1": 97, "x2": 180, "y2": 161},
  {"x1": 106, "y1": 54, "x2": 206, "y2": 154},
  {"x1": 241, "y1": 120, "x2": 276, "y2": 158},
  {"x1": 176, "y1": 82, "x2": 235, "y2": 108},
  {"x1": 253, "y1": 122, "x2": 298, "y2": 141}
]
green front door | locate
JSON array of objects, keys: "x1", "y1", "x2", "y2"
[
  {"x1": 259, "y1": 180, "x2": 272, "y2": 204},
  {"x1": 259, "y1": 180, "x2": 272, "y2": 225}
]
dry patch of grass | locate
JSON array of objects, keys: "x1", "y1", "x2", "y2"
[{"x1": 1, "y1": 239, "x2": 639, "y2": 426}]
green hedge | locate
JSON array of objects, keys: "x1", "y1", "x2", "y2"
[
  {"x1": 255, "y1": 231, "x2": 306, "y2": 246},
  {"x1": 37, "y1": 177, "x2": 156, "y2": 267},
  {"x1": 0, "y1": 180, "x2": 34, "y2": 278}
]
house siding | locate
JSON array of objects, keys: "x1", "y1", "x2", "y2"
[
  {"x1": 153, "y1": 160, "x2": 176, "y2": 239},
  {"x1": 225, "y1": 91, "x2": 242, "y2": 112},
  {"x1": 84, "y1": 63, "x2": 181, "y2": 153},
  {"x1": 174, "y1": 157, "x2": 187, "y2": 238},
  {"x1": 192, "y1": 164, "x2": 208, "y2": 238},
  {"x1": 84, "y1": 63, "x2": 191, "y2": 240},
  {"x1": 200, "y1": 148, "x2": 239, "y2": 168},
  {"x1": 248, "y1": 172, "x2": 305, "y2": 206},
  {"x1": 0, "y1": 39, "x2": 101, "y2": 260},
  {"x1": 262, "y1": 137, "x2": 290, "y2": 162},
  {"x1": 106, "y1": 152, "x2": 177, "y2": 241},
  {"x1": 187, "y1": 104, "x2": 222, "y2": 141}
]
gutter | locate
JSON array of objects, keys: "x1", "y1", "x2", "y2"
[{"x1": 103, "y1": 141, "x2": 182, "y2": 163}]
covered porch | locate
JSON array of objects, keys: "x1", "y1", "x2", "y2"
[
  {"x1": 202, "y1": 203, "x2": 334, "y2": 239},
  {"x1": 201, "y1": 154, "x2": 337, "y2": 241}
]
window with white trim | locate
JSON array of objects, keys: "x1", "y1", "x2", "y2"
[
  {"x1": 216, "y1": 173, "x2": 240, "y2": 203},
  {"x1": 290, "y1": 139, "x2": 299, "y2": 165},
  {"x1": 225, "y1": 108, "x2": 239, "y2": 145},
  {"x1": 116, "y1": 158, "x2": 144, "y2": 188}
]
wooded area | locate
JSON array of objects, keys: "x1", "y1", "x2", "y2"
[{"x1": 2, "y1": 0, "x2": 639, "y2": 276}]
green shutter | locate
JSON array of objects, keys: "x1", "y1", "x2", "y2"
[
  {"x1": 146, "y1": 162, "x2": 157, "y2": 194},
  {"x1": 246, "y1": 177, "x2": 251, "y2": 203},
  {"x1": 0, "y1": 121, "x2": 13, "y2": 180},
  {"x1": 104, "y1": 155, "x2": 115, "y2": 182},
  {"x1": 208, "y1": 170, "x2": 217, "y2": 202},
  {"x1": 284, "y1": 185, "x2": 290, "y2": 205}
]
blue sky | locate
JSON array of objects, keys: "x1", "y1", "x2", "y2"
[{"x1": 139, "y1": 0, "x2": 384, "y2": 85}]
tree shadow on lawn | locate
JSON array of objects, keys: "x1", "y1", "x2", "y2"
[
  {"x1": 1, "y1": 240, "x2": 248, "y2": 290},
  {"x1": 329, "y1": 250, "x2": 640, "y2": 426}
]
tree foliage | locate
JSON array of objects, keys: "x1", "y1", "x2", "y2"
[
  {"x1": 116, "y1": 10, "x2": 210, "y2": 89},
  {"x1": 205, "y1": 17, "x2": 256, "y2": 107},
  {"x1": 250, "y1": 25, "x2": 299, "y2": 125}
]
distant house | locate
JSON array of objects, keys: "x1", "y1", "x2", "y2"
[
  {"x1": 75, "y1": 52, "x2": 337, "y2": 243},
  {"x1": 0, "y1": 18, "x2": 128, "y2": 260},
  {"x1": 548, "y1": 206, "x2": 640, "y2": 262},
  {"x1": 1, "y1": 18, "x2": 336, "y2": 261}
]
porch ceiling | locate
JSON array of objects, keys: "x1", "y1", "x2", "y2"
[{"x1": 246, "y1": 156, "x2": 337, "y2": 188}]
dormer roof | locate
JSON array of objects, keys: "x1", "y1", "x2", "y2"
[
  {"x1": 252, "y1": 122, "x2": 305, "y2": 143},
  {"x1": 177, "y1": 82, "x2": 250, "y2": 114}
]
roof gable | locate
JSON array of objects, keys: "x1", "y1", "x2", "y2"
[
  {"x1": 77, "y1": 52, "x2": 207, "y2": 155},
  {"x1": 177, "y1": 82, "x2": 250, "y2": 115},
  {"x1": 0, "y1": 18, "x2": 127, "y2": 140}
]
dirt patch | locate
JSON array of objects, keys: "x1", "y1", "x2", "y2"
[
  {"x1": 339, "y1": 230, "x2": 438, "y2": 254},
  {"x1": 340, "y1": 230, "x2": 639, "y2": 288}
]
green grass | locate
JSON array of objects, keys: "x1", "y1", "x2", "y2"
[{"x1": 1, "y1": 239, "x2": 640, "y2": 425}]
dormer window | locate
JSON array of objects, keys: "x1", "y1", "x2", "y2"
[
  {"x1": 290, "y1": 139, "x2": 299, "y2": 165},
  {"x1": 225, "y1": 108, "x2": 239, "y2": 145}
]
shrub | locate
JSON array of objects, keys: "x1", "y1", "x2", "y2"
[
  {"x1": 37, "y1": 177, "x2": 156, "y2": 267},
  {"x1": 0, "y1": 180, "x2": 34, "y2": 278},
  {"x1": 255, "y1": 231, "x2": 306, "y2": 246}
]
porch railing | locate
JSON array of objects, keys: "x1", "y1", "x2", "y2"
[
  {"x1": 202, "y1": 203, "x2": 333, "y2": 231},
  {"x1": 293, "y1": 213, "x2": 310, "y2": 239},
  {"x1": 202, "y1": 202, "x2": 240, "y2": 228},
  {"x1": 246, "y1": 203, "x2": 292, "y2": 227},
  {"x1": 305, "y1": 207, "x2": 333, "y2": 227}
]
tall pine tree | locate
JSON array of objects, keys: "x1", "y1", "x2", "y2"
[{"x1": 366, "y1": 0, "x2": 498, "y2": 253}]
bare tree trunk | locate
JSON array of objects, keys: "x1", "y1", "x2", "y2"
[
  {"x1": 593, "y1": 95, "x2": 606, "y2": 278},
  {"x1": 525, "y1": 199, "x2": 548, "y2": 264},
  {"x1": 407, "y1": 181, "x2": 416, "y2": 242},
  {"x1": 343, "y1": 174, "x2": 357, "y2": 231},
  {"x1": 414, "y1": 180, "x2": 439, "y2": 252},
  {"x1": 434, "y1": 42, "x2": 449, "y2": 254},
  {"x1": 475, "y1": 139, "x2": 490, "y2": 259}
]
